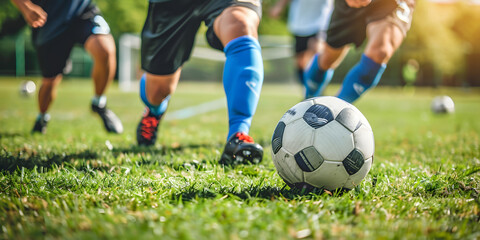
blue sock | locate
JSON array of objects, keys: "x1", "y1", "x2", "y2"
[
  {"x1": 304, "y1": 54, "x2": 334, "y2": 99},
  {"x1": 140, "y1": 74, "x2": 169, "y2": 117},
  {"x1": 223, "y1": 36, "x2": 264, "y2": 139},
  {"x1": 336, "y1": 54, "x2": 386, "y2": 103}
]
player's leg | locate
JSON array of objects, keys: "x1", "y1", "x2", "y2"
[
  {"x1": 293, "y1": 35, "x2": 318, "y2": 85},
  {"x1": 304, "y1": 42, "x2": 349, "y2": 99},
  {"x1": 82, "y1": 13, "x2": 123, "y2": 133},
  {"x1": 37, "y1": 76, "x2": 61, "y2": 114},
  {"x1": 32, "y1": 75, "x2": 62, "y2": 134},
  {"x1": 303, "y1": 0, "x2": 373, "y2": 100},
  {"x1": 31, "y1": 30, "x2": 74, "y2": 134},
  {"x1": 85, "y1": 34, "x2": 116, "y2": 101},
  {"x1": 136, "y1": 1, "x2": 202, "y2": 146},
  {"x1": 214, "y1": 5, "x2": 262, "y2": 137},
  {"x1": 211, "y1": 4, "x2": 264, "y2": 165},
  {"x1": 336, "y1": 0, "x2": 414, "y2": 103},
  {"x1": 336, "y1": 17, "x2": 407, "y2": 103},
  {"x1": 137, "y1": 71, "x2": 181, "y2": 146}
]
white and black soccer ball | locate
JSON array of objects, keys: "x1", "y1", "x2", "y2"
[
  {"x1": 431, "y1": 95, "x2": 455, "y2": 114},
  {"x1": 271, "y1": 96, "x2": 374, "y2": 192},
  {"x1": 19, "y1": 80, "x2": 36, "y2": 97}
]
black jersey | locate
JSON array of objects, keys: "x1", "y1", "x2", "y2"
[{"x1": 31, "y1": 0, "x2": 95, "y2": 46}]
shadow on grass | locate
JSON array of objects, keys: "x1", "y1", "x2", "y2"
[
  {"x1": 0, "y1": 142, "x2": 221, "y2": 173},
  {"x1": 0, "y1": 148, "x2": 100, "y2": 172},
  {"x1": 0, "y1": 131, "x2": 23, "y2": 139},
  {"x1": 169, "y1": 182, "x2": 337, "y2": 201},
  {"x1": 111, "y1": 143, "x2": 221, "y2": 166},
  {"x1": 111, "y1": 142, "x2": 218, "y2": 156}
]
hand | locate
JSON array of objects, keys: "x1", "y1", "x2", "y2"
[
  {"x1": 20, "y1": 1, "x2": 47, "y2": 28},
  {"x1": 345, "y1": 0, "x2": 372, "y2": 8}
]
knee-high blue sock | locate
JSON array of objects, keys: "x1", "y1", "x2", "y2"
[
  {"x1": 304, "y1": 54, "x2": 334, "y2": 99},
  {"x1": 140, "y1": 73, "x2": 169, "y2": 117},
  {"x1": 336, "y1": 54, "x2": 386, "y2": 103},
  {"x1": 223, "y1": 36, "x2": 264, "y2": 139}
]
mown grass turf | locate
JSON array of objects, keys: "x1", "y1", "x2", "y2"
[{"x1": 1, "y1": 77, "x2": 479, "y2": 239}]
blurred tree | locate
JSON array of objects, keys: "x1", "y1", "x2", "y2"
[
  {"x1": 259, "y1": 0, "x2": 289, "y2": 35},
  {"x1": 2, "y1": 0, "x2": 478, "y2": 86},
  {"x1": 95, "y1": 0, "x2": 148, "y2": 36},
  {"x1": 452, "y1": 2, "x2": 480, "y2": 53},
  {"x1": 0, "y1": 0, "x2": 291, "y2": 36},
  {"x1": 0, "y1": 0, "x2": 24, "y2": 36},
  {"x1": 452, "y1": 2, "x2": 480, "y2": 86},
  {"x1": 401, "y1": 0, "x2": 466, "y2": 86},
  {"x1": 0, "y1": 0, "x2": 147, "y2": 37},
  {"x1": 1, "y1": 0, "x2": 289, "y2": 34}
]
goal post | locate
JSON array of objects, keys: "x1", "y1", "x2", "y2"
[
  {"x1": 119, "y1": 33, "x2": 141, "y2": 92},
  {"x1": 117, "y1": 33, "x2": 294, "y2": 92}
]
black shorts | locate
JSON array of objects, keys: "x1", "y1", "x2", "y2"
[
  {"x1": 34, "y1": 6, "x2": 110, "y2": 78},
  {"x1": 141, "y1": 0, "x2": 262, "y2": 75},
  {"x1": 326, "y1": 0, "x2": 414, "y2": 48},
  {"x1": 294, "y1": 34, "x2": 317, "y2": 53}
]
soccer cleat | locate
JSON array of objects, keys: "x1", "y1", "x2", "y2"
[
  {"x1": 136, "y1": 108, "x2": 162, "y2": 146},
  {"x1": 31, "y1": 114, "x2": 50, "y2": 134},
  {"x1": 219, "y1": 132, "x2": 263, "y2": 165},
  {"x1": 91, "y1": 103, "x2": 124, "y2": 134}
]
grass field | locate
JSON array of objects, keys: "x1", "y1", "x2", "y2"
[{"x1": 1, "y1": 77, "x2": 479, "y2": 239}]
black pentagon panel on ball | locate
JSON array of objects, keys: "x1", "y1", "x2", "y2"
[
  {"x1": 271, "y1": 121, "x2": 286, "y2": 154},
  {"x1": 303, "y1": 104, "x2": 334, "y2": 129},
  {"x1": 335, "y1": 108, "x2": 360, "y2": 132},
  {"x1": 343, "y1": 149, "x2": 365, "y2": 175},
  {"x1": 294, "y1": 146, "x2": 324, "y2": 172}
]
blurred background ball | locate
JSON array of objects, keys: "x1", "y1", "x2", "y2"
[
  {"x1": 431, "y1": 95, "x2": 455, "y2": 114},
  {"x1": 20, "y1": 80, "x2": 36, "y2": 97}
]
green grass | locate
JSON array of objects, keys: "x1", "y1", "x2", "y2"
[{"x1": 1, "y1": 77, "x2": 479, "y2": 239}]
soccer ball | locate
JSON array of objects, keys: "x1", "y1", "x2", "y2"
[
  {"x1": 431, "y1": 95, "x2": 454, "y2": 114},
  {"x1": 19, "y1": 80, "x2": 36, "y2": 97},
  {"x1": 271, "y1": 96, "x2": 374, "y2": 192}
]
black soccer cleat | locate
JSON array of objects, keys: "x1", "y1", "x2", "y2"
[
  {"x1": 219, "y1": 132, "x2": 263, "y2": 165},
  {"x1": 136, "y1": 108, "x2": 162, "y2": 146},
  {"x1": 31, "y1": 114, "x2": 50, "y2": 134},
  {"x1": 91, "y1": 103, "x2": 123, "y2": 134}
]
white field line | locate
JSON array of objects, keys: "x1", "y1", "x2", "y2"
[
  {"x1": 0, "y1": 98, "x2": 226, "y2": 121},
  {"x1": 164, "y1": 97, "x2": 226, "y2": 121}
]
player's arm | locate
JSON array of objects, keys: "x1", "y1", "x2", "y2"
[
  {"x1": 345, "y1": 0, "x2": 372, "y2": 8},
  {"x1": 10, "y1": 0, "x2": 47, "y2": 28},
  {"x1": 269, "y1": 0, "x2": 290, "y2": 19}
]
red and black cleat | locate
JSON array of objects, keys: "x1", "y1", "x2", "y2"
[
  {"x1": 219, "y1": 132, "x2": 263, "y2": 166},
  {"x1": 136, "y1": 108, "x2": 162, "y2": 146}
]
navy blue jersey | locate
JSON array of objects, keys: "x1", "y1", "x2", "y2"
[{"x1": 31, "y1": 0, "x2": 93, "y2": 46}]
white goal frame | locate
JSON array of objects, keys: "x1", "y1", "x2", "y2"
[
  {"x1": 117, "y1": 34, "x2": 292, "y2": 92},
  {"x1": 119, "y1": 33, "x2": 141, "y2": 92}
]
